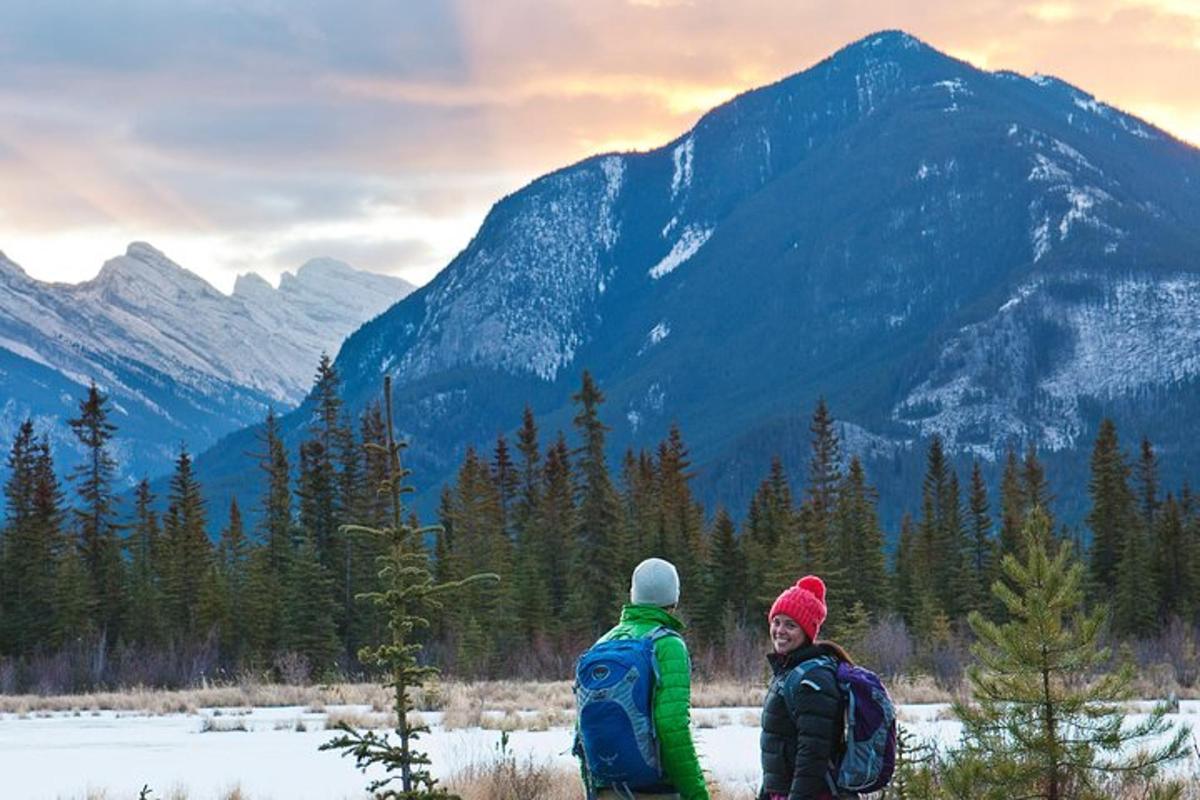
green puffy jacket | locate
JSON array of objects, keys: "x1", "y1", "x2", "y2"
[{"x1": 581, "y1": 603, "x2": 710, "y2": 800}]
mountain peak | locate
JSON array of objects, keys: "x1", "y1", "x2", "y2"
[
  {"x1": 0, "y1": 250, "x2": 30, "y2": 285},
  {"x1": 849, "y1": 29, "x2": 929, "y2": 52},
  {"x1": 91, "y1": 242, "x2": 219, "y2": 297},
  {"x1": 232, "y1": 271, "x2": 273, "y2": 298},
  {"x1": 296, "y1": 256, "x2": 355, "y2": 276}
]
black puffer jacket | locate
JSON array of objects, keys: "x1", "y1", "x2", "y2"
[{"x1": 758, "y1": 643, "x2": 844, "y2": 800}]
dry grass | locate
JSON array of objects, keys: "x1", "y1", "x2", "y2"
[
  {"x1": 445, "y1": 754, "x2": 760, "y2": 800},
  {"x1": 0, "y1": 675, "x2": 961, "y2": 723}
]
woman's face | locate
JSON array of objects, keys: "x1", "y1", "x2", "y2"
[{"x1": 770, "y1": 614, "x2": 807, "y2": 655}]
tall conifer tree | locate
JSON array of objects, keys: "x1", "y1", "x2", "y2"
[
  {"x1": 567, "y1": 371, "x2": 621, "y2": 634},
  {"x1": 68, "y1": 381, "x2": 124, "y2": 640}
]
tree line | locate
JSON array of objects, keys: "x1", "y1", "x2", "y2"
[{"x1": 1, "y1": 359, "x2": 1198, "y2": 690}]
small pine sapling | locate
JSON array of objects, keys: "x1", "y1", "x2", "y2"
[
  {"x1": 321, "y1": 377, "x2": 499, "y2": 799},
  {"x1": 953, "y1": 507, "x2": 1188, "y2": 800}
]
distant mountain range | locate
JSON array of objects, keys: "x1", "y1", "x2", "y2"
[
  {"x1": 78, "y1": 29, "x2": 1200, "y2": 531},
  {"x1": 0, "y1": 243, "x2": 413, "y2": 486}
]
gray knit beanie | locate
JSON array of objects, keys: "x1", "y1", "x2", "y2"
[{"x1": 630, "y1": 557, "x2": 680, "y2": 607}]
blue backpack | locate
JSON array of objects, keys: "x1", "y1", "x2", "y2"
[
  {"x1": 789, "y1": 656, "x2": 897, "y2": 795},
  {"x1": 573, "y1": 627, "x2": 679, "y2": 795}
]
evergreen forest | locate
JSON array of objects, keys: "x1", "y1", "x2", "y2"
[{"x1": 2, "y1": 357, "x2": 1200, "y2": 695}]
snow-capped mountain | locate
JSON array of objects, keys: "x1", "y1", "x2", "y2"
[
  {"x1": 0, "y1": 243, "x2": 413, "y2": 485},
  {"x1": 198, "y1": 30, "x2": 1200, "y2": 527}
]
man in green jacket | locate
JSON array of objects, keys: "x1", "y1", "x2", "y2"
[{"x1": 579, "y1": 557, "x2": 710, "y2": 800}]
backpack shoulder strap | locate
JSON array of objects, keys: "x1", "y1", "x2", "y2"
[
  {"x1": 778, "y1": 655, "x2": 839, "y2": 718},
  {"x1": 647, "y1": 625, "x2": 682, "y2": 682},
  {"x1": 648, "y1": 625, "x2": 682, "y2": 643}
]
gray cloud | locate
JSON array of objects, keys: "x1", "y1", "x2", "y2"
[{"x1": 0, "y1": 0, "x2": 467, "y2": 78}]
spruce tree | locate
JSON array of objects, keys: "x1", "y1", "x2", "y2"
[
  {"x1": 161, "y1": 446, "x2": 212, "y2": 642},
  {"x1": 566, "y1": 371, "x2": 621, "y2": 634},
  {"x1": 701, "y1": 507, "x2": 743, "y2": 645},
  {"x1": 217, "y1": 499, "x2": 251, "y2": 662},
  {"x1": 805, "y1": 398, "x2": 841, "y2": 532},
  {"x1": 281, "y1": 525, "x2": 340, "y2": 678},
  {"x1": 538, "y1": 433, "x2": 575, "y2": 625},
  {"x1": 1, "y1": 424, "x2": 62, "y2": 655},
  {"x1": 443, "y1": 447, "x2": 509, "y2": 675},
  {"x1": 967, "y1": 460, "x2": 995, "y2": 616},
  {"x1": 1153, "y1": 494, "x2": 1193, "y2": 624},
  {"x1": 321, "y1": 376, "x2": 496, "y2": 799},
  {"x1": 125, "y1": 479, "x2": 164, "y2": 649},
  {"x1": 1, "y1": 420, "x2": 39, "y2": 654},
  {"x1": 68, "y1": 381, "x2": 125, "y2": 642},
  {"x1": 1137, "y1": 437, "x2": 1159, "y2": 534},
  {"x1": 258, "y1": 409, "x2": 292, "y2": 574},
  {"x1": 893, "y1": 513, "x2": 919, "y2": 627},
  {"x1": 745, "y1": 458, "x2": 797, "y2": 620},
  {"x1": 654, "y1": 424, "x2": 705, "y2": 598},
  {"x1": 1080, "y1": 421, "x2": 1159, "y2": 635},
  {"x1": 999, "y1": 446, "x2": 1026, "y2": 559},
  {"x1": 1022, "y1": 442, "x2": 1053, "y2": 526},
  {"x1": 954, "y1": 508, "x2": 1188, "y2": 799},
  {"x1": 830, "y1": 457, "x2": 888, "y2": 619}
]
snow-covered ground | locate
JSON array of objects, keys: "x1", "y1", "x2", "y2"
[{"x1": 2, "y1": 702, "x2": 1198, "y2": 799}]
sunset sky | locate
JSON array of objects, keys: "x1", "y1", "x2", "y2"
[{"x1": 0, "y1": 0, "x2": 1197, "y2": 292}]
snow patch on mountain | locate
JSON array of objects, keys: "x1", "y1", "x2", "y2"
[
  {"x1": 894, "y1": 275, "x2": 1200, "y2": 455},
  {"x1": 649, "y1": 225, "x2": 713, "y2": 280},
  {"x1": 671, "y1": 136, "x2": 694, "y2": 200},
  {"x1": 397, "y1": 157, "x2": 625, "y2": 382},
  {"x1": 1023, "y1": 136, "x2": 1123, "y2": 261},
  {"x1": 638, "y1": 321, "x2": 671, "y2": 355}
]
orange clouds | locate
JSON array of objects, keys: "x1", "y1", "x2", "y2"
[{"x1": 0, "y1": 1, "x2": 1196, "y2": 289}]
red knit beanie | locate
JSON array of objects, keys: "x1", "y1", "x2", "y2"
[{"x1": 768, "y1": 575, "x2": 828, "y2": 642}]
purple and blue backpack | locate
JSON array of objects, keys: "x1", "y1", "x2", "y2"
[{"x1": 792, "y1": 656, "x2": 897, "y2": 794}]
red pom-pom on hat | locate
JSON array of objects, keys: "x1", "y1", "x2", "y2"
[
  {"x1": 768, "y1": 574, "x2": 828, "y2": 642},
  {"x1": 796, "y1": 575, "x2": 826, "y2": 602}
]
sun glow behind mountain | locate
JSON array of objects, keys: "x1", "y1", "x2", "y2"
[{"x1": 0, "y1": 0, "x2": 1195, "y2": 292}]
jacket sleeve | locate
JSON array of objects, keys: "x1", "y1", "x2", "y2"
[
  {"x1": 786, "y1": 664, "x2": 841, "y2": 800},
  {"x1": 653, "y1": 633, "x2": 710, "y2": 800}
]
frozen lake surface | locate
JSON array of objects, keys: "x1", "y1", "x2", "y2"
[{"x1": 2, "y1": 701, "x2": 1198, "y2": 799}]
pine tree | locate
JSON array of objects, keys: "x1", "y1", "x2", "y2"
[
  {"x1": 297, "y1": 438, "x2": 338, "y2": 571},
  {"x1": 566, "y1": 371, "x2": 621, "y2": 635},
  {"x1": 1022, "y1": 442, "x2": 1053, "y2": 525},
  {"x1": 967, "y1": 460, "x2": 996, "y2": 616},
  {"x1": 217, "y1": 498, "x2": 251, "y2": 662},
  {"x1": 1, "y1": 423, "x2": 61, "y2": 655},
  {"x1": 915, "y1": 437, "x2": 964, "y2": 623},
  {"x1": 68, "y1": 381, "x2": 124, "y2": 641},
  {"x1": 745, "y1": 458, "x2": 797, "y2": 620},
  {"x1": 321, "y1": 376, "x2": 496, "y2": 799},
  {"x1": 701, "y1": 507, "x2": 743, "y2": 645},
  {"x1": 443, "y1": 447, "x2": 509, "y2": 675},
  {"x1": 1086, "y1": 419, "x2": 1135, "y2": 601},
  {"x1": 830, "y1": 457, "x2": 889, "y2": 619},
  {"x1": 654, "y1": 424, "x2": 705, "y2": 598},
  {"x1": 954, "y1": 508, "x2": 1188, "y2": 799},
  {"x1": 258, "y1": 409, "x2": 292, "y2": 574},
  {"x1": 538, "y1": 433, "x2": 575, "y2": 625},
  {"x1": 161, "y1": 446, "x2": 212, "y2": 642},
  {"x1": 281, "y1": 525, "x2": 340, "y2": 678},
  {"x1": 1, "y1": 420, "x2": 39, "y2": 654},
  {"x1": 1153, "y1": 494, "x2": 1193, "y2": 624},
  {"x1": 1137, "y1": 437, "x2": 1159, "y2": 534},
  {"x1": 893, "y1": 513, "x2": 919, "y2": 627},
  {"x1": 806, "y1": 398, "x2": 841, "y2": 531},
  {"x1": 125, "y1": 479, "x2": 164, "y2": 648},
  {"x1": 999, "y1": 446, "x2": 1025, "y2": 559}
]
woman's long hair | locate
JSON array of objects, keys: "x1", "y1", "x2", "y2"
[{"x1": 815, "y1": 639, "x2": 855, "y2": 665}]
